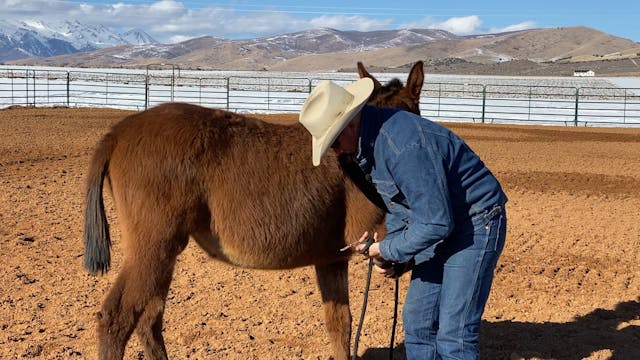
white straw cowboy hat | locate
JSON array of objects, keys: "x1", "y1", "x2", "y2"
[{"x1": 299, "y1": 78, "x2": 374, "y2": 166}]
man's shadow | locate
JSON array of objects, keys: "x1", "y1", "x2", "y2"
[{"x1": 360, "y1": 298, "x2": 640, "y2": 359}]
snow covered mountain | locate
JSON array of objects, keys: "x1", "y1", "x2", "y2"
[
  {"x1": 245, "y1": 28, "x2": 458, "y2": 53},
  {"x1": 0, "y1": 20, "x2": 157, "y2": 62},
  {"x1": 121, "y1": 29, "x2": 158, "y2": 47}
]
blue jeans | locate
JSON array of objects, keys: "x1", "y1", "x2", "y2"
[{"x1": 402, "y1": 204, "x2": 507, "y2": 360}]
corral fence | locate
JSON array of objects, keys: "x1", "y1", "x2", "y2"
[
  {"x1": 421, "y1": 82, "x2": 640, "y2": 126},
  {"x1": 1, "y1": 67, "x2": 639, "y2": 127}
]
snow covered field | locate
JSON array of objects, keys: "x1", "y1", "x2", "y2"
[{"x1": 1, "y1": 65, "x2": 639, "y2": 127}]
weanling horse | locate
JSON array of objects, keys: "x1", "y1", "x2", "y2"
[{"x1": 84, "y1": 61, "x2": 424, "y2": 359}]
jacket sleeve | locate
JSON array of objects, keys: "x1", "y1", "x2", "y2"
[{"x1": 378, "y1": 144, "x2": 454, "y2": 263}]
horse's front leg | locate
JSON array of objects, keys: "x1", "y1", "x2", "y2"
[{"x1": 315, "y1": 260, "x2": 351, "y2": 360}]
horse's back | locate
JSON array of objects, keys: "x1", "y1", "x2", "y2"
[{"x1": 104, "y1": 103, "x2": 351, "y2": 268}]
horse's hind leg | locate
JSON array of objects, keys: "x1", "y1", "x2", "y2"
[
  {"x1": 96, "y1": 269, "x2": 132, "y2": 360},
  {"x1": 315, "y1": 260, "x2": 351, "y2": 360},
  {"x1": 134, "y1": 256, "x2": 178, "y2": 360},
  {"x1": 97, "y1": 224, "x2": 187, "y2": 360}
]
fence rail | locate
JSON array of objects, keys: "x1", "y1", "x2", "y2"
[{"x1": 1, "y1": 68, "x2": 639, "y2": 127}]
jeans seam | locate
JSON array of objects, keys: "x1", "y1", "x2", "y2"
[
  {"x1": 457, "y1": 221, "x2": 491, "y2": 356},
  {"x1": 494, "y1": 214, "x2": 503, "y2": 252}
]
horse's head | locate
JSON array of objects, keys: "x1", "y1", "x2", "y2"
[{"x1": 358, "y1": 61, "x2": 424, "y2": 115}]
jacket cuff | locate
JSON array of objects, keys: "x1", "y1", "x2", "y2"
[{"x1": 378, "y1": 235, "x2": 413, "y2": 264}]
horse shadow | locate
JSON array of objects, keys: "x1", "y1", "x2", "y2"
[{"x1": 360, "y1": 298, "x2": 640, "y2": 360}]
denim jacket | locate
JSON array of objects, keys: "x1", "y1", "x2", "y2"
[{"x1": 355, "y1": 105, "x2": 507, "y2": 263}]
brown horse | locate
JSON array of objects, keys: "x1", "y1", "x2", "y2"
[{"x1": 84, "y1": 61, "x2": 424, "y2": 360}]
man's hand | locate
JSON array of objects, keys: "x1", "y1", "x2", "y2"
[
  {"x1": 354, "y1": 231, "x2": 378, "y2": 256},
  {"x1": 354, "y1": 231, "x2": 397, "y2": 278}
]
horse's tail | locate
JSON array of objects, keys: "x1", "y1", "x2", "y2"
[{"x1": 83, "y1": 132, "x2": 116, "y2": 275}]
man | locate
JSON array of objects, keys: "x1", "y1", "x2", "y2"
[{"x1": 299, "y1": 78, "x2": 508, "y2": 359}]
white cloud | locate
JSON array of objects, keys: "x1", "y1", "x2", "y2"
[
  {"x1": 166, "y1": 34, "x2": 196, "y2": 43},
  {"x1": 489, "y1": 21, "x2": 537, "y2": 34},
  {"x1": 401, "y1": 15, "x2": 482, "y2": 35},
  {"x1": 148, "y1": 0, "x2": 185, "y2": 13},
  {"x1": 0, "y1": 0, "x2": 77, "y2": 16},
  {"x1": 309, "y1": 15, "x2": 393, "y2": 32},
  {"x1": 2, "y1": 0, "x2": 24, "y2": 6},
  {"x1": 401, "y1": 15, "x2": 536, "y2": 36},
  {"x1": 434, "y1": 15, "x2": 483, "y2": 35},
  {"x1": 78, "y1": 4, "x2": 94, "y2": 13},
  {"x1": 223, "y1": 11, "x2": 308, "y2": 37}
]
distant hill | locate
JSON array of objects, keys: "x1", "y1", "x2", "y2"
[
  {"x1": 267, "y1": 27, "x2": 640, "y2": 75},
  {"x1": 5, "y1": 25, "x2": 640, "y2": 76}
]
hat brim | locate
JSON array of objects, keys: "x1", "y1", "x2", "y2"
[{"x1": 311, "y1": 78, "x2": 374, "y2": 166}]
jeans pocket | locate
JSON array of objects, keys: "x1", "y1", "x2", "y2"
[
  {"x1": 487, "y1": 212, "x2": 506, "y2": 252},
  {"x1": 475, "y1": 205, "x2": 505, "y2": 252}
]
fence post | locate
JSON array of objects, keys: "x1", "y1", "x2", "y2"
[
  {"x1": 574, "y1": 87, "x2": 579, "y2": 126},
  {"x1": 45, "y1": 71, "x2": 50, "y2": 105},
  {"x1": 623, "y1": 89, "x2": 627, "y2": 124},
  {"x1": 171, "y1": 68, "x2": 175, "y2": 103},
  {"x1": 105, "y1": 73, "x2": 109, "y2": 106},
  {"x1": 145, "y1": 74, "x2": 149, "y2": 110},
  {"x1": 66, "y1": 72, "x2": 70, "y2": 107},
  {"x1": 528, "y1": 86, "x2": 532, "y2": 121},
  {"x1": 481, "y1": 85, "x2": 486, "y2": 124},
  {"x1": 32, "y1": 70, "x2": 36, "y2": 106},
  {"x1": 10, "y1": 70, "x2": 14, "y2": 105},
  {"x1": 437, "y1": 83, "x2": 442, "y2": 116},
  {"x1": 25, "y1": 71, "x2": 29, "y2": 106},
  {"x1": 226, "y1": 77, "x2": 230, "y2": 111}
]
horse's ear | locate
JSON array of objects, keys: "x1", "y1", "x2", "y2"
[
  {"x1": 357, "y1": 62, "x2": 382, "y2": 89},
  {"x1": 406, "y1": 61, "x2": 424, "y2": 100}
]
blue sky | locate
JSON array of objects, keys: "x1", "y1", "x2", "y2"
[{"x1": 2, "y1": 0, "x2": 639, "y2": 43}]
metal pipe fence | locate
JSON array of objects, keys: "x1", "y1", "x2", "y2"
[{"x1": 1, "y1": 68, "x2": 639, "y2": 127}]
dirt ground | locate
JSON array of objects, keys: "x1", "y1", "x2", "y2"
[{"x1": 1, "y1": 107, "x2": 639, "y2": 360}]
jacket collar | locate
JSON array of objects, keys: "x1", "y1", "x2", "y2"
[{"x1": 355, "y1": 105, "x2": 400, "y2": 174}]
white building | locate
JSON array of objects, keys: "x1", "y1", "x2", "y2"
[{"x1": 574, "y1": 69, "x2": 595, "y2": 77}]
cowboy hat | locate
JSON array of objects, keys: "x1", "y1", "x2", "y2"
[{"x1": 299, "y1": 78, "x2": 374, "y2": 166}]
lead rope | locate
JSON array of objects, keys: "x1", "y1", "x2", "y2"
[
  {"x1": 352, "y1": 257, "x2": 374, "y2": 360},
  {"x1": 337, "y1": 155, "x2": 398, "y2": 359},
  {"x1": 351, "y1": 241, "x2": 400, "y2": 360},
  {"x1": 390, "y1": 276, "x2": 399, "y2": 359}
]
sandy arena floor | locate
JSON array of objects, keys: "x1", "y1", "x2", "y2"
[{"x1": 1, "y1": 107, "x2": 639, "y2": 359}]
